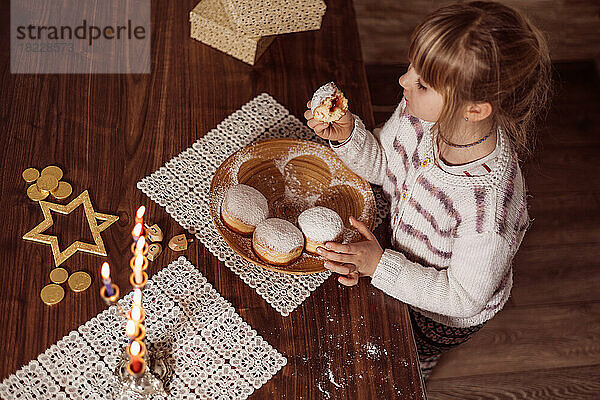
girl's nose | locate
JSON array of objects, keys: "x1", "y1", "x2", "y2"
[
  {"x1": 399, "y1": 65, "x2": 413, "y2": 90},
  {"x1": 398, "y1": 73, "x2": 408, "y2": 90}
]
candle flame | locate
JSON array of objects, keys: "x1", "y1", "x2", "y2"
[
  {"x1": 135, "y1": 236, "x2": 146, "y2": 253},
  {"x1": 130, "y1": 340, "x2": 141, "y2": 356},
  {"x1": 131, "y1": 305, "x2": 142, "y2": 322},
  {"x1": 101, "y1": 262, "x2": 110, "y2": 279},
  {"x1": 134, "y1": 254, "x2": 144, "y2": 269},
  {"x1": 136, "y1": 206, "x2": 146, "y2": 219},
  {"x1": 126, "y1": 320, "x2": 137, "y2": 336},
  {"x1": 132, "y1": 223, "x2": 142, "y2": 237},
  {"x1": 133, "y1": 289, "x2": 142, "y2": 306}
]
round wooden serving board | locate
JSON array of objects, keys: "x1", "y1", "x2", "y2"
[{"x1": 209, "y1": 138, "x2": 376, "y2": 274}]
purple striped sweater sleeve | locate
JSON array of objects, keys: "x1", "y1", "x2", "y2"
[
  {"x1": 371, "y1": 231, "x2": 512, "y2": 322},
  {"x1": 330, "y1": 114, "x2": 388, "y2": 186}
]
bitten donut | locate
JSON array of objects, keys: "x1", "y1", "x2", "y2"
[
  {"x1": 310, "y1": 82, "x2": 349, "y2": 123},
  {"x1": 252, "y1": 218, "x2": 304, "y2": 265},
  {"x1": 221, "y1": 184, "x2": 269, "y2": 235},
  {"x1": 297, "y1": 206, "x2": 344, "y2": 254}
]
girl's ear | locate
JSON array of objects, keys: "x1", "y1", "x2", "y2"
[{"x1": 464, "y1": 102, "x2": 493, "y2": 122}]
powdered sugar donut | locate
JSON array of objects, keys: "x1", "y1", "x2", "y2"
[
  {"x1": 221, "y1": 184, "x2": 269, "y2": 235},
  {"x1": 252, "y1": 218, "x2": 304, "y2": 265},
  {"x1": 310, "y1": 82, "x2": 348, "y2": 123},
  {"x1": 298, "y1": 206, "x2": 344, "y2": 254}
]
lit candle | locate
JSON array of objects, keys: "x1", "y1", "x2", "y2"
[
  {"x1": 131, "y1": 305, "x2": 143, "y2": 323},
  {"x1": 125, "y1": 319, "x2": 138, "y2": 341},
  {"x1": 132, "y1": 289, "x2": 142, "y2": 307},
  {"x1": 135, "y1": 206, "x2": 146, "y2": 225},
  {"x1": 100, "y1": 262, "x2": 115, "y2": 297},
  {"x1": 132, "y1": 223, "x2": 143, "y2": 243},
  {"x1": 135, "y1": 236, "x2": 146, "y2": 255},
  {"x1": 129, "y1": 340, "x2": 141, "y2": 357},
  {"x1": 133, "y1": 254, "x2": 144, "y2": 284}
]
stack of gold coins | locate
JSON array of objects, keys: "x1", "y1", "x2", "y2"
[{"x1": 23, "y1": 165, "x2": 73, "y2": 201}]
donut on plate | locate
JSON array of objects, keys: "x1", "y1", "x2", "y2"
[
  {"x1": 252, "y1": 218, "x2": 304, "y2": 265},
  {"x1": 221, "y1": 184, "x2": 269, "y2": 235},
  {"x1": 310, "y1": 82, "x2": 349, "y2": 123},
  {"x1": 297, "y1": 206, "x2": 344, "y2": 254}
]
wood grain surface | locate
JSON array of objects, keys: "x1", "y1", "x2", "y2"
[
  {"x1": 354, "y1": 0, "x2": 600, "y2": 64},
  {"x1": 0, "y1": 0, "x2": 424, "y2": 399},
  {"x1": 426, "y1": 364, "x2": 600, "y2": 400}
]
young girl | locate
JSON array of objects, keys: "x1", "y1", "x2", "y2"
[{"x1": 304, "y1": 1, "x2": 551, "y2": 380}]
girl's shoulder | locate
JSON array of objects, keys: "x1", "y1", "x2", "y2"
[{"x1": 451, "y1": 152, "x2": 528, "y2": 242}]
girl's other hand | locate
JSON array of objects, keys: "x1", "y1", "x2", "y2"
[
  {"x1": 304, "y1": 100, "x2": 355, "y2": 142},
  {"x1": 317, "y1": 216, "x2": 383, "y2": 286}
]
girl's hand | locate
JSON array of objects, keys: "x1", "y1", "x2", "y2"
[
  {"x1": 304, "y1": 100, "x2": 355, "y2": 142},
  {"x1": 317, "y1": 216, "x2": 383, "y2": 286}
]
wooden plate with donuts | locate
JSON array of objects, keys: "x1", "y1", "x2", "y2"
[{"x1": 209, "y1": 138, "x2": 376, "y2": 275}]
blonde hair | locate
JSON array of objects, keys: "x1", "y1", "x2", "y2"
[{"x1": 408, "y1": 1, "x2": 552, "y2": 159}]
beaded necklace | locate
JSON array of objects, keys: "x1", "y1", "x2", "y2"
[{"x1": 440, "y1": 130, "x2": 494, "y2": 149}]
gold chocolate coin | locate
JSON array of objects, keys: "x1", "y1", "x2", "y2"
[
  {"x1": 36, "y1": 175, "x2": 59, "y2": 192},
  {"x1": 41, "y1": 165, "x2": 63, "y2": 180},
  {"x1": 27, "y1": 184, "x2": 49, "y2": 201},
  {"x1": 68, "y1": 271, "x2": 92, "y2": 292},
  {"x1": 51, "y1": 181, "x2": 72, "y2": 200},
  {"x1": 49, "y1": 267, "x2": 69, "y2": 284},
  {"x1": 22, "y1": 168, "x2": 40, "y2": 183},
  {"x1": 40, "y1": 283, "x2": 65, "y2": 305}
]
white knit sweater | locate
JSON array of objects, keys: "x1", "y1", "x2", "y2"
[{"x1": 331, "y1": 99, "x2": 530, "y2": 328}]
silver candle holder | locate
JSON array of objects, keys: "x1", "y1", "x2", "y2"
[{"x1": 99, "y1": 207, "x2": 172, "y2": 398}]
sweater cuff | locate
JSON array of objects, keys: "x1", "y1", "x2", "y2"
[
  {"x1": 371, "y1": 249, "x2": 407, "y2": 292},
  {"x1": 329, "y1": 116, "x2": 355, "y2": 147},
  {"x1": 329, "y1": 134, "x2": 353, "y2": 148},
  {"x1": 329, "y1": 114, "x2": 367, "y2": 156}
]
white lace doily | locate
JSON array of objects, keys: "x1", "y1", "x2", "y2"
[
  {"x1": 137, "y1": 93, "x2": 390, "y2": 316},
  {"x1": 0, "y1": 256, "x2": 286, "y2": 400}
]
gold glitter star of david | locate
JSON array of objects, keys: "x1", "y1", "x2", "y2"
[{"x1": 23, "y1": 190, "x2": 119, "y2": 267}]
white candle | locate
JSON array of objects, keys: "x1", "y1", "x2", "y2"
[
  {"x1": 132, "y1": 289, "x2": 142, "y2": 307},
  {"x1": 133, "y1": 254, "x2": 144, "y2": 284},
  {"x1": 135, "y1": 206, "x2": 146, "y2": 225},
  {"x1": 100, "y1": 262, "x2": 115, "y2": 297},
  {"x1": 125, "y1": 319, "x2": 138, "y2": 341},
  {"x1": 129, "y1": 340, "x2": 141, "y2": 356},
  {"x1": 135, "y1": 236, "x2": 146, "y2": 255},
  {"x1": 132, "y1": 223, "x2": 143, "y2": 242},
  {"x1": 131, "y1": 305, "x2": 142, "y2": 323}
]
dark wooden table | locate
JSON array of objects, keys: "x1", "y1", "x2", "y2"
[{"x1": 0, "y1": 0, "x2": 425, "y2": 398}]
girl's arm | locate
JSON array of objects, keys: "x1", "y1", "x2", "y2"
[
  {"x1": 305, "y1": 100, "x2": 396, "y2": 186},
  {"x1": 371, "y1": 231, "x2": 513, "y2": 318},
  {"x1": 329, "y1": 114, "x2": 388, "y2": 186}
]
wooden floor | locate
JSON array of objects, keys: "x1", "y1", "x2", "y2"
[{"x1": 364, "y1": 62, "x2": 600, "y2": 399}]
